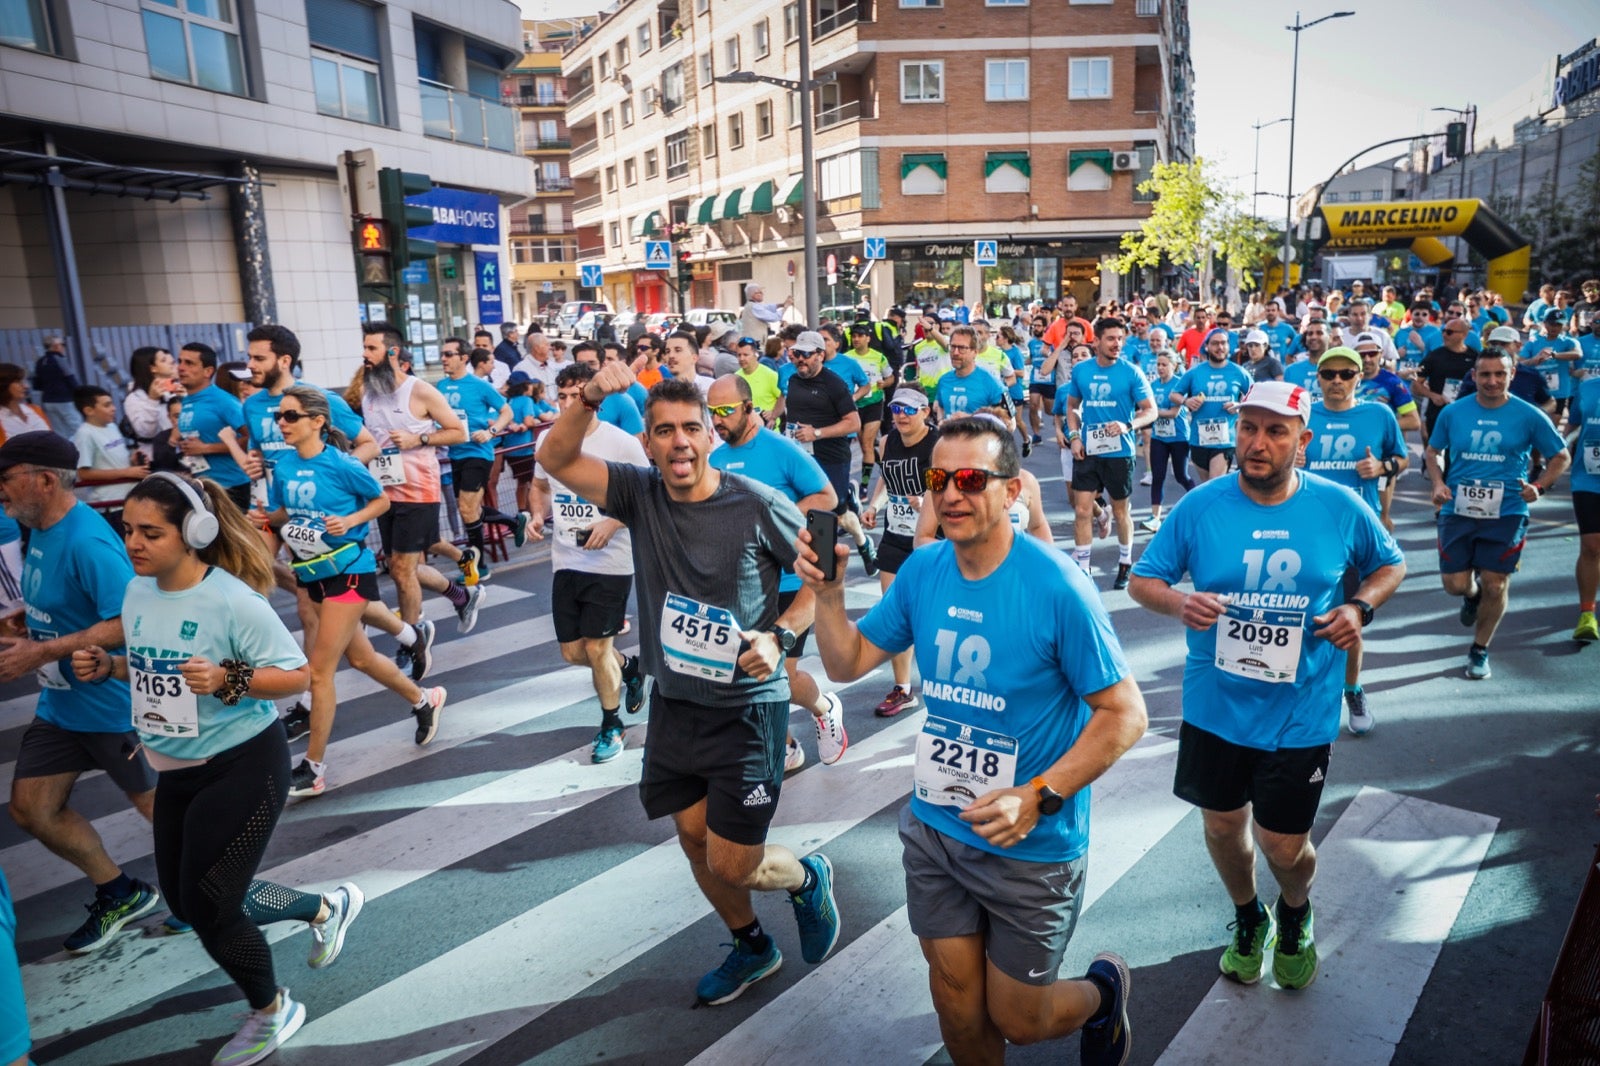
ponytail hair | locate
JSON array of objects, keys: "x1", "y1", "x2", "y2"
[
  {"x1": 125, "y1": 474, "x2": 277, "y2": 596},
  {"x1": 282, "y1": 385, "x2": 351, "y2": 452}
]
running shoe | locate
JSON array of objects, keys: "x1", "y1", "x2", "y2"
[
  {"x1": 591, "y1": 726, "x2": 624, "y2": 763},
  {"x1": 1021, "y1": 435, "x2": 1033, "y2": 458},
  {"x1": 1271, "y1": 900, "x2": 1318, "y2": 990},
  {"x1": 512, "y1": 510, "x2": 532, "y2": 548},
  {"x1": 1094, "y1": 506, "x2": 1113, "y2": 540},
  {"x1": 1080, "y1": 952, "x2": 1132, "y2": 1066},
  {"x1": 1139, "y1": 470, "x2": 1153, "y2": 486},
  {"x1": 621, "y1": 655, "x2": 646, "y2": 715},
  {"x1": 288, "y1": 759, "x2": 325, "y2": 798},
  {"x1": 457, "y1": 546, "x2": 481, "y2": 587},
  {"x1": 211, "y1": 987, "x2": 305, "y2": 1066},
  {"x1": 1031, "y1": 434, "x2": 1043, "y2": 444},
  {"x1": 695, "y1": 937, "x2": 783, "y2": 1005},
  {"x1": 64, "y1": 881, "x2": 161, "y2": 954},
  {"x1": 1345, "y1": 688, "x2": 1374, "y2": 736},
  {"x1": 1219, "y1": 907, "x2": 1272, "y2": 984},
  {"x1": 394, "y1": 643, "x2": 413, "y2": 675},
  {"x1": 162, "y1": 914, "x2": 194, "y2": 935},
  {"x1": 477, "y1": 560, "x2": 494, "y2": 584},
  {"x1": 1574, "y1": 610, "x2": 1599, "y2": 643},
  {"x1": 789, "y1": 854, "x2": 841, "y2": 964},
  {"x1": 1112, "y1": 563, "x2": 1132, "y2": 591},
  {"x1": 408, "y1": 619, "x2": 436, "y2": 683},
  {"x1": 856, "y1": 535, "x2": 879, "y2": 577},
  {"x1": 308, "y1": 883, "x2": 364, "y2": 969},
  {"x1": 1466, "y1": 646, "x2": 1492, "y2": 680},
  {"x1": 1140, "y1": 516, "x2": 1162, "y2": 533},
  {"x1": 279, "y1": 702, "x2": 310, "y2": 742},
  {"x1": 1459, "y1": 582, "x2": 1482, "y2": 627},
  {"x1": 874, "y1": 686, "x2": 920, "y2": 718},
  {"x1": 456, "y1": 583, "x2": 485, "y2": 633},
  {"x1": 814, "y1": 692, "x2": 848, "y2": 765},
  {"x1": 784, "y1": 736, "x2": 805, "y2": 773},
  {"x1": 413, "y1": 687, "x2": 447, "y2": 746}
]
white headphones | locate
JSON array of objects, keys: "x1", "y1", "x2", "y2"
[{"x1": 148, "y1": 472, "x2": 219, "y2": 550}]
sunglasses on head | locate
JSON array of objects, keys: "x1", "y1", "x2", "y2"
[
  {"x1": 707, "y1": 402, "x2": 747, "y2": 417},
  {"x1": 1318, "y1": 368, "x2": 1359, "y2": 381},
  {"x1": 274, "y1": 409, "x2": 313, "y2": 423},
  {"x1": 924, "y1": 467, "x2": 1006, "y2": 493},
  {"x1": 887, "y1": 402, "x2": 923, "y2": 416}
]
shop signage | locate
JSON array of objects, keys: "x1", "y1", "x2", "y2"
[
  {"x1": 474, "y1": 252, "x2": 503, "y2": 325},
  {"x1": 404, "y1": 188, "x2": 501, "y2": 247},
  {"x1": 1553, "y1": 41, "x2": 1600, "y2": 110}
]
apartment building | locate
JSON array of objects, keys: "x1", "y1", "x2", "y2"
[
  {"x1": 562, "y1": 0, "x2": 1193, "y2": 316},
  {"x1": 1, "y1": 0, "x2": 529, "y2": 385}
]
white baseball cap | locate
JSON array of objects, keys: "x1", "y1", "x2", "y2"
[
  {"x1": 1240, "y1": 381, "x2": 1312, "y2": 422},
  {"x1": 1244, "y1": 329, "x2": 1270, "y2": 347},
  {"x1": 1487, "y1": 325, "x2": 1522, "y2": 345},
  {"x1": 791, "y1": 330, "x2": 826, "y2": 353}
]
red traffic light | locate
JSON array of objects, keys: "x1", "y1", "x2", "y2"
[{"x1": 356, "y1": 218, "x2": 390, "y2": 253}]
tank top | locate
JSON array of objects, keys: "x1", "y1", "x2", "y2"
[{"x1": 361, "y1": 376, "x2": 442, "y2": 504}]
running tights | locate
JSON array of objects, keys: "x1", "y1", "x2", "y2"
[{"x1": 1150, "y1": 439, "x2": 1196, "y2": 507}]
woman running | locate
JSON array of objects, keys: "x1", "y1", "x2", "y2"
[
  {"x1": 71, "y1": 471, "x2": 362, "y2": 1066},
  {"x1": 264, "y1": 386, "x2": 446, "y2": 798},
  {"x1": 1144, "y1": 350, "x2": 1195, "y2": 532}
]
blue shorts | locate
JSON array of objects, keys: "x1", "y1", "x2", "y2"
[{"x1": 1437, "y1": 512, "x2": 1527, "y2": 575}]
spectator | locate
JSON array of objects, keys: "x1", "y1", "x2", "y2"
[
  {"x1": 493, "y1": 322, "x2": 522, "y2": 370},
  {"x1": 32, "y1": 335, "x2": 82, "y2": 435},
  {"x1": 71, "y1": 385, "x2": 148, "y2": 509},
  {"x1": 738, "y1": 283, "x2": 791, "y2": 343},
  {"x1": 0, "y1": 363, "x2": 52, "y2": 443},
  {"x1": 123, "y1": 346, "x2": 184, "y2": 471}
]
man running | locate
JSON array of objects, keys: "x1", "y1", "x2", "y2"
[
  {"x1": 1129, "y1": 381, "x2": 1405, "y2": 992},
  {"x1": 784, "y1": 330, "x2": 877, "y2": 576},
  {"x1": 175, "y1": 342, "x2": 254, "y2": 513},
  {"x1": 436, "y1": 338, "x2": 528, "y2": 584},
  {"x1": 1351, "y1": 332, "x2": 1420, "y2": 531},
  {"x1": 1571, "y1": 370, "x2": 1600, "y2": 642},
  {"x1": 935, "y1": 327, "x2": 1009, "y2": 422},
  {"x1": 1174, "y1": 328, "x2": 1253, "y2": 483}
]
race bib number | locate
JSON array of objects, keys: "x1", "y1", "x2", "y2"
[
  {"x1": 1457, "y1": 480, "x2": 1504, "y2": 520},
  {"x1": 250, "y1": 479, "x2": 269, "y2": 509},
  {"x1": 1441, "y1": 379, "x2": 1461, "y2": 404},
  {"x1": 1215, "y1": 602, "x2": 1304, "y2": 684},
  {"x1": 1543, "y1": 369, "x2": 1561, "y2": 391},
  {"x1": 280, "y1": 517, "x2": 332, "y2": 560},
  {"x1": 785, "y1": 423, "x2": 814, "y2": 455},
  {"x1": 1585, "y1": 442, "x2": 1600, "y2": 475},
  {"x1": 914, "y1": 716, "x2": 1019, "y2": 808},
  {"x1": 1198, "y1": 419, "x2": 1230, "y2": 447},
  {"x1": 182, "y1": 453, "x2": 209, "y2": 475},
  {"x1": 1084, "y1": 424, "x2": 1122, "y2": 456},
  {"x1": 1153, "y1": 416, "x2": 1176, "y2": 438},
  {"x1": 1031, "y1": 364, "x2": 1052, "y2": 384},
  {"x1": 660, "y1": 593, "x2": 741, "y2": 682},
  {"x1": 129, "y1": 653, "x2": 199, "y2": 739},
  {"x1": 553, "y1": 491, "x2": 600, "y2": 545},
  {"x1": 887, "y1": 495, "x2": 917, "y2": 537},
  {"x1": 369, "y1": 450, "x2": 406, "y2": 488}
]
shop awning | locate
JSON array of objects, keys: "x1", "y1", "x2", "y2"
[
  {"x1": 1069, "y1": 149, "x2": 1115, "y2": 175},
  {"x1": 0, "y1": 148, "x2": 257, "y2": 202},
  {"x1": 775, "y1": 172, "x2": 805, "y2": 206},
  {"x1": 900, "y1": 153, "x2": 946, "y2": 180},
  {"x1": 629, "y1": 210, "x2": 662, "y2": 238},
  {"x1": 713, "y1": 187, "x2": 744, "y2": 220},
  {"x1": 984, "y1": 151, "x2": 1030, "y2": 178},
  {"x1": 690, "y1": 193, "x2": 717, "y2": 224},
  {"x1": 737, "y1": 180, "x2": 775, "y2": 216}
]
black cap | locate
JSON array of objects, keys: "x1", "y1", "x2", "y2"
[
  {"x1": 850, "y1": 322, "x2": 872, "y2": 335},
  {"x1": 887, "y1": 306, "x2": 906, "y2": 319},
  {"x1": 0, "y1": 431, "x2": 78, "y2": 472}
]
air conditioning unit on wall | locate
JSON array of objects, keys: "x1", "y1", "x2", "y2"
[
  {"x1": 1112, "y1": 150, "x2": 1142, "y2": 171},
  {"x1": 775, "y1": 205, "x2": 796, "y2": 224}
]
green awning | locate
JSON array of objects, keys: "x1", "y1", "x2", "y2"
[
  {"x1": 714, "y1": 188, "x2": 744, "y2": 220},
  {"x1": 775, "y1": 172, "x2": 805, "y2": 206},
  {"x1": 690, "y1": 194, "x2": 717, "y2": 224},
  {"x1": 1069, "y1": 149, "x2": 1114, "y2": 175},
  {"x1": 737, "y1": 180, "x2": 775, "y2": 216},
  {"x1": 629, "y1": 210, "x2": 662, "y2": 238},
  {"x1": 984, "y1": 151, "x2": 1030, "y2": 178},
  {"x1": 900, "y1": 153, "x2": 946, "y2": 180}
]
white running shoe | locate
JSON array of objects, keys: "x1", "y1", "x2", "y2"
[
  {"x1": 308, "y1": 882, "x2": 364, "y2": 969},
  {"x1": 1139, "y1": 471, "x2": 1153, "y2": 486},
  {"x1": 814, "y1": 692, "x2": 848, "y2": 765},
  {"x1": 784, "y1": 736, "x2": 805, "y2": 773},
  {"x1": 211, "y1": 988, "x2": 305, "y2": 1066}
]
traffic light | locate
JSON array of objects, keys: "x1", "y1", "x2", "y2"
[
  {"x1": 377, "y1": 167, "x2": 438, "y2": 268},
  {"x1": 1445, "y1": 121, "x2": 1467, "y2": 158},
  {"x1": 677, "y1": 247, "x2": 693, "y2": 288},
  {"x1": 355, "y1": 217, "x2": 392, "y2": 284},
  {"x1": 844, "y1": 255, "x2": 861, "y2": 288}
]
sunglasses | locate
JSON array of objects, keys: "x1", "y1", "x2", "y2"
[
  {"x1": 924, "y1": 467, "x2": 1006, "y2": 493},
  {"x1": 274, "y1": 410, "x2": 314, "y2": 423},
  {"x1": 887, "y1": 403, "x2": 924, "y2": 416},
  {"x1": 707, "y1": 403, "x2": 747, "y2": 417},
  {"x1": 1318, "y1": 368, "x2": 1359, "y2": 381}
]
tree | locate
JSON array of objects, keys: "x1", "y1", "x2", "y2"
[{"x1": 1114, "y1": 158, "x2": 1278, "y2": 297}]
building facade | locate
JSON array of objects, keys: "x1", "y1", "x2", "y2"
[{"x1": 562, "y1": 0, "x2": 1193, "y2": 318}]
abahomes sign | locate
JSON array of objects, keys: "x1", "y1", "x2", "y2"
[{"x1": 1553, "y1": 40, "x2": 1600, "y2": 111}]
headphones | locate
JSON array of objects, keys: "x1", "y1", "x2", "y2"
[{"x1": 148, "y1": 472, "x2": 219, "y2": 550}]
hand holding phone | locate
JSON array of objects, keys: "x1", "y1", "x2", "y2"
[{"x1": 806, "y1": 509, "x2": 840, "y2": 583}]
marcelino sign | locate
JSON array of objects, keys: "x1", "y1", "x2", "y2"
[
  {"x1": 1311, "y1": 197, "x2": 1531, "y2": 303},
  {"x1": 1322, "y1": 200, "x2": 1471, "y2": 242}
]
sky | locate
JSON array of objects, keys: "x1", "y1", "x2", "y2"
[{"x1": 519, "y1": 0, "x2": 1595, "y2": 210}]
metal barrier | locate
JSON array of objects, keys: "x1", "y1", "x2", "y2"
[
  {"x1": 1523, "y1": 842, "x2": 1600, "y2": 1064},
  {"x1": 0, "y1": 323, "x2": 252, "y2": 398}
]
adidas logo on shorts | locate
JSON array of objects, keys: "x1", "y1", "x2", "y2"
[
  {"x1": 1308, "y1": 767, "x2": 1324, "y2": 784},
  {"x1": 743, "y1": 784, "x2": 773, "y2": 808}
]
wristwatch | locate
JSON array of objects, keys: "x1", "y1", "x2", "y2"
[
  {"x1": 1345, "y1": 597, "x2": 1375, "y2": 626},
  {"x1": 1029, "y1": 776, "x2": 1065, "y2": 816},
  {"x1": 770, "y1": 626, "x2": 797, "y2": 654},
  {"x1": 419, "y1": 432, "x2": 431, "y2": 447}
]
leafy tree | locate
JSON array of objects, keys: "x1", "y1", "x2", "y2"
[{"x1": 1114, "y1": 158, "x2": 1277, "y2": 294}]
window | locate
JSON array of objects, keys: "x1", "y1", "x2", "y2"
[
  {"x1": 988, "y1": 0, "x2": 1026, "y2": 6},
  {"x1": 985, "y1": 59, "x2": 1027, "y2": 101},
  {"x1": 985, "y1": 152, "x2": 1029, "y2": 193},
  {"x1": 620, "y1": 97, "x2": 634, "y2": 126},
  {"x1": 701, "y1": 123, "x2": 718, "y2": 157},
  {"x1": 602, "y1": 109, "x2": 614, "y2": 136},
  {"x1": 615, "y1": 38, "x2": 629, "y2": 67},
  {"x1": 641, "y1": 86, "x2": 656, "y2": 117},
  {"x1": 1069, "y1": 56, "x2": 1111, "y2": 100},
  {"x1": 783, "y1": 2, "x2": 799, "y2": 41},
  {"x1": 698, "y1": 51, "x2": 713, "y2": 86},
  {"x1": 756, "y1": 100, "x2": 773, "y2": 139},
  {"x1": 3, "y1": 0, "x2": 54, "y2": 51},
  {"x1": 900, "y1": 60, "x2": 944, "y2": 103},
  {"x1": 1325, "y1": 191, "x2": 1340, "y2": 203},
  {"x1": 787, "y1": 89, "x2": 800, "y2": 127},
  {"x1": 636, "y1": 21, "x2": 651, "y2": 53},
  {"x1": 644, "y1": 148, "x2": 659, "y2": 179},
  {"x1": 538, "y1": 118, "x2": 559, "y2": 142},
  {"x1": 1070, "y1": 0, "x2": 1113, "y2": 4},
  {"x1": 900, "y1": 0, "x2": 941, "y2": 6},
  {"x1": 609, "y1": 221, "x2": 621, "y2": 247},
  {"x1": 665, "y1": 130, "x2": 689, "y2": 178},
  {"x1": 1131, "y1": 145, "x2": 1157, "y2": 202},
  {"x1": 822, "y1": 150, "x2": 865, "y2": 199},
  {"x1": 511, "y1": 238, "x2": 574, "y2": 264},
  {"x1": 624, "y1": 159, "x2": 638, "y2": 185},
  {"x1": 142, "y1": 0, "x2": 247, "y2": 95},
  {"x1": 725, "y1": 35, "x2": 740, "y2": 71},
  {"x1": 597, "y1": 52, "x2": 611, "y2": 80},
  {"x1": 312, "y1": 49, "x2": 383, "y2": 122},
  {"x1": 605, "y1": 166, "x2": 617, "y2": 193},
  {"x1": 1067, "y1": 149, "x2": 1111, "y2": 191},
  {"x1": 661, "y1": 63, "x2": 684, "y2": 112},
  {"x1": 541, "y1": 161, "x2": 564, "y2": 185},
  {"x1": 728, "y1": 111, "x2": 744, "y2": 149},
  {"x1": 754, "y1": 19, "x2": 769, "y2": 58}
]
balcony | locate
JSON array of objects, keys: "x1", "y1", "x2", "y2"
[
  {"x1": 570, "y1": 139, "x2": 599, "y2": 161},
  {"x1": 568, "y1": 82, "x2": 594, "y2": 106},
  {"x1": 532, "y1": 136, "x2": 573, "y2": 149},
  {"x1": 813, "y1": 0, "x2": 867, "y2": 40},
  {"x1": 537, "y1": 176, "x2": 574, "y2": 191},
  {"x1": 574, "y1": 194, "x2": 602, "y2": 212},
  {"x1": 518, "y1": 88, "x2": 568, "y2": 106},
  {"x1": 816, "y1": 99, "x2": 867, "y2": 130},
  {"x1": 420, "y1": 81, "x2": 519, "y2": 153},
  {"x1": 511, "y1": 220, "x2": 574, "y2": 235}
]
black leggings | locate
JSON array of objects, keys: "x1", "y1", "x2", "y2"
[
  {"x1": 1150, "y1": 438, "x2": 1196, "y2": 507},
  {"x1": 153, "y1": 721, "x2": 321, "y2": 1009}
]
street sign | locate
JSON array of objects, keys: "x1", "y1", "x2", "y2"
[
  {"x1": 863, "y1": 237, "x2": 887, "y2": 260},
  {"x1": 826, "y1": 253, "x2": 838, "y2": 274},
  {"x1": 974, "y1": 240, "x2": 998, "y2": 267},
  {"x1": 1407, "y1": 253, "x2": 1426, "y2": 273},
  {"x1": 541, "y1": 281, "x2": 554, "y2": 293},
  {"x1": 580, "y1": 263, "x2": 604, "y2": 288},
  {"x1": 644, "y1": 240, "x2": 672, "y2": 270}
]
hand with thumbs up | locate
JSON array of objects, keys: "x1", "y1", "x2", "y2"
[{"x1": 1355, "y1": 445, "x2": 1384, "y2": 480}]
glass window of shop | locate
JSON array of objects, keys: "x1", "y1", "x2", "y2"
[{"x1": 893, "y1": 258, "x2": 963, "y2": 308}]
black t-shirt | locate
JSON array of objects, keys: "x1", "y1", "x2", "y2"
[
  {"x1": 1458, "y1": 365, "x2": 1551, "y2": 407},
  {"x1": 1419, "y1": 346, "x2": 1478, "y2": 413},
  {"x1": 877, "y1": 426, "x2": 940, "y2": 545},
  {"x1": 785, "y1": 367, "x2": 857, "y2": 465}
]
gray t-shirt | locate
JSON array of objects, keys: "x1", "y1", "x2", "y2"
[{"x1": 604, "y1": 461, "x2": 804, "y2": 708}]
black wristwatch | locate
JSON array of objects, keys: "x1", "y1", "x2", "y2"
[
  {"x1": 419, "y1": 432, "x2": 431, "y2": 447},
  {"x1": 771, "y1": 626, "x2": 797, "y2": 654},
  {"x1": 1030, "y1": 776, "x2": 1065, "y2": 816},
  {"x1": 1345, "y1": 598, "x2": 1375, "y2": 626}
]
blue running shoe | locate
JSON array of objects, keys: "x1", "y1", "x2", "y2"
[
  {"x1": 790, "y1": 854, "x2": 841, "y2": 964},
  {"x1": 1080, "y1": 952, "x2": 1132, "y2": 1066},
  {"x1": 64, "y1": 881, "x2": 161, "y2": 954},
  {"x1": 695, "y1": 938, "x2": 782, "y2": 1005},
  {"x1": 591, "y1": 727, "x2": 624, "y2": 763},
  {"x1": 621, "y1": 655, "x2": 646, "y2": 716}
]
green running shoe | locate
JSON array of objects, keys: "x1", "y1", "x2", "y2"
[
  {"x1": 1219, "y1": 907, "x2": 1272, "y2": 985},
  {"x1": 1271, "y1": 900, "x2": 1318, "y2": 990}
]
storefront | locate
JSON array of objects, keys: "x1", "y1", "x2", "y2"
[
  {"x1": 398, "y1": 187, "x2": 504, "y2": 364},
  {"x1": 631, "y1": 271, "x2": 670, "y2": 314},
  {"x1": 888, "y1": 239, "x2": 1117, "y2": 315}
]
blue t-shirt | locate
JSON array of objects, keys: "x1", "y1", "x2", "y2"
[
  {"x1": 1131, "y1": 472, "x2": 1403, "y2": 749},
  {"x1": 0, "y1": 512, "x2": 18, "y2": 546},
  {"x1": 1283, "y1": 357, "x2": 1321, "y2": 403},
  {"x1": 1174, "y1": 361, "x2": 1253, "y2": 448},
  {"x1": 624, "y1": 381, "x2": 650, "y2": 416},
  {"x1": 1306, "y1": 400, "x2": 1405, "y2": 517},
  {"x1": 1122, "y1": 335, "x2": 1153, "y2": 372},
  {"x1": 502, "y1": 395, "x2": 539, "y2": 455},
  {"x1": 121, "y1": 567, "x2": 307, "y2": 760},
  {"x1": 241, "y1": 386, "x2": 365, "y2": 474},
  {"x1": 777, "y1": 361, "x2": 798, "y2": 394},
  {"x1": 598, "y1": 392, "x2": 643, "y2": 434},
  {"x1": 0, "y1": 866, "x2": 26, "y2": 1066},
  {"x1": 1027, "y1": 338, "x2": 1051, "y2": 384},
  {"x1": 937, "y1": 368, "x2": 1007, "y2": 416},
  {"x1": 1394, "y1": 325, "x2": 1442, "y2": 373},
  {"x1": 1579, "y1": 334, "x2": 1600, "y2": 375},
  {"x1": 709, "y1": 428, "x2": 829, "y2": 593},
  {"x1": 822, "y1": 354, "x2": 871, "y2": 404},
  {"x1": 1523, "y1": 334, "x2": 1580, "y2": 399},
  {"x1": 1149, "y1": 378, "x2": 1191, "y2": 443},
  {"x1": 25, "y1": 501, "x2": 134, "y2": 732},
  {"x1": 177, "y1": 384, "x2": 248, "y2": 488},
  {"x1": 1572, "y1": 378, "x2": 1600, "y2": 496},
  {"x1": 268, "y1": 445, "x2": 385, "y2": 573},
  {"x1": 1003, "y1": 345, "x2": 1028, "y2": 400},
  {"x1": 1429, "y1": 394, "x2": 1565, "y2": 518},
  {"x1": 438, "y1": 372, "x2": 507, "y2": 463},
  {"x1": 1259, "y1": 322, "x2": 1300, "y2": 359},
  {"x1": 1067, "y1": 358, "x2": 1152, "y2": 459},
  {"x1": 857, "y1": 532, "x2": 1130, "y2": 863}
]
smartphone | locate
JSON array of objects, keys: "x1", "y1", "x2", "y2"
[
  {"x1": 575, "y1": 527, "x2": 592, "y2": 547},
  {"x1": 807, "y1": 508, "x2": 839, "y2": 582}
]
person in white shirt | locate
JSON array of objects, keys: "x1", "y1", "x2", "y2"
[
  {"x1": 739, "y1": 283, "x2": 791, "y2": 343},
  {"x1": 663, "y1": 330, "x2": 715, "y2": 398},
  {"x1": 513, "y1": 331, "x2": 569, "y2": 395},
  {"x1": 70, "y1": 386, "x2": 149, "y2": 504},
  {"x1": 471, "y1": 335, "x2": 511, "y2": 391}
]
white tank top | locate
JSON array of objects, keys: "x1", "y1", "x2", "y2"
[{"x1": 361, "y1": 376, "x2": 442, "y2": 503}]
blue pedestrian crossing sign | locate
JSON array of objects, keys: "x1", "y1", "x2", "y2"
[
  {"x1": 580, "y1": 263, "x2": 604, "y2": 288},
  {"x1": 644, "y1": 240, "x2": 673, "y2": 270},
  {"x1": 974, "y1": 240, "x2": 998, "y2": 267},
  {"x1": 863, "y1": 237, "x2": 887, "y2": 260}
]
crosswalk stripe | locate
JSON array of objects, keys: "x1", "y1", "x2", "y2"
[
  {"x1": 1155, "y1": 786, "x2": 1497, "y2": 1065},
  {"x1": 689, "y1": 732, "x2": 1191, "y2": 1065}
]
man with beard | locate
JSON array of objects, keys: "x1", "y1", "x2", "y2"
[
  {"x1": 1130, "y1": 381, "x2": 1405, "y2": 993},
  {"x1": 1283, "y1": 320, "x2": 1330, "y2": 400},
  {"x1": 1173, "y1": 329, "x2": 1253, "y2": 483},
  {"x1": 1413, "y1": 318, "x2": 1479, "y2": 442}
]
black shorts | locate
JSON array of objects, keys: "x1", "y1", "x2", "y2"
[
  {"x1": 1072, "y1": 456, "x2": 1135, "y2": 500},
  {"x1": 1029, "y1": 383, "x2": 1057, "y2": 401},
  {"x1": 552, "y1": 569, "x2": 632, "y2": 643},
  {"x1": 452, "y1": 458, "x2": 493, "y2": 494},
  {"x1": 819, "y1": 461, "x2": 858, "y2": 514},
  {"x1": 639, "y1": 692, "x2": 788, "y2": 846},
  {"x1": 304, "y1": 570, "x2": 381, "y2": 604},
  {"x1": 877, "y1": 534, "x2": 914, "y2": 575},
  {"x1": 857, "y1": 400, "x2": 883, "y2": 428},
  {"x1": 1574, "y1": 491, "x2": 1600, "y2": 536},
  {"x1": 16, "y1": 718, "x2": 158, "y2": 795},
  {"x1": 1173, "y1": 721, "x2": 1330, "y2": 836},
  {"x1": 507, "y1": 452, "x2": 535, "y2": 483},
  {"x1": 1191, "y1": 445, "x2": 1235, "y2": 472},
  {"x1": 223, "y1": 481, "x2": 252, "y2": 514},
  {"x1": 776, "y1": 587, "x2": 812, "y2": 658},
  {"x1": 377, "y1": 501, "x2": 440, "y2": 555}
]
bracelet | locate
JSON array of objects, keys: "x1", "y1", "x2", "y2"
[
  {"x1": 218, "y1": 658, "x2": 255, "y2": 706},
  {"x1": 580, "y1": 389, "x2": 604, "y2": 413}
]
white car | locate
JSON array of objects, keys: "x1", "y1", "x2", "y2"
[
  {"x1": 557, "y1": 300, "x2": 613, "y2": 336},
  {"x1": 572, "y1": 311, "x2": 617, "y2": 341},
  {"x1": 682, "y1": 308, "x2": 738, "y2": 328}
]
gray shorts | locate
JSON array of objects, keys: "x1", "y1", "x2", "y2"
[
  {"x1": 898, "y1": 805, "x2": 1085, "y2": 986},
  {"x1": 14, "y1": 718, "x2": 157, "y2": 795}
]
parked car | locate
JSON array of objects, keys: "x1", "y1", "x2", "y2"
[
  {"x1": 644, "y1": 312, "x2": 680, "y2": 336},
  {"x1": 609, "y1": 311, "x2": 640, "y2": 339},
  {"x1": 572, "y1": 311, "x2": 619, "y2": 342},
  {"x1": 682, "y1": 308, "x2": 738, "y2": 328},
  {"x1": 555, "y1": 300, "x2": 612, "y2": 336}
]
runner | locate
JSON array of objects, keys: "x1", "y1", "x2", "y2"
[
  {"x1": 1129, "y1": 381, "x2": 1405, "y2": 993},
  {"x1": 71, "y1": 471, "x2": 363, "y2": 1066},
  {"x1": 1424, "y1": 348, "x2": 1570, "y2": 679},
  {"x1": 1350, "y1": 332, "x2": 1420, "y2": 532},
  {"x1": 537, "y1": 368, "x2": 842, "y2": 1006},
  {"x1": 175, "y1": 342, "x2": 253, "y2": 513},
  {"x1": 1412, "y1": 317, "x2": 1479, "y2": 445},
  {"x1": 1174, "y1": 328, "x2": 1253, "y2": 483},
  {"x1": 1024, "y1": 315, "x2": 1054, "y2": 446},
  {"x1": 846, "y1": 323, "x2": 894, "y2": 493},
  {"x1": 1144, "y1": 350, "x2": 1195, "y2": 532},
  {"x1": 935, "y1": 327, "x2": 1009, "y2": 422},
  {"x1": 435, "y1": 337, "x2": 527, "y2": 585},
  {"x1": 1570, "y1": 371, "x2": 1600, "y2": 642},
  {"x1": 1520, "y1": 310, "x2": 1582, "y2": 429},
  {"x1": 798, "y1": 413, "x2": 1145, "y2": 1066},
  {"x1": 783, "y1": 330, "x2": 878, "y2": 576},
  {"x1": 527, "y1": 363, "x2": 649, "y2": 763}
]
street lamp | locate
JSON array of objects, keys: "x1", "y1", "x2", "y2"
[
  {"x1": 1252, "y1": 117, "x2": 1290, "y2": 215},
  {"x1": 1283, "y1": 10, "x2": 1354, "y2": 292}
]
